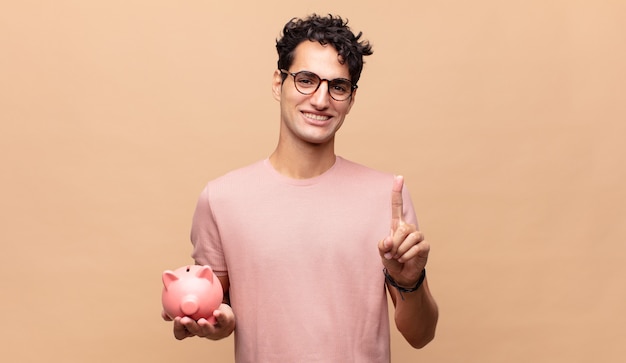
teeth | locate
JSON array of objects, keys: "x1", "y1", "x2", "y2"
[{"x1": 303, "y1": 112, "x2": 330, "y2": 121}]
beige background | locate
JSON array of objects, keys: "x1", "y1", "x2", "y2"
[{"x1": 1, "y1": 1, "x2": 625, "y2": 362}]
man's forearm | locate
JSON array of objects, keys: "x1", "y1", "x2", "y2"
[{"x1": 391, "y1": 278, "x2": 439, "y2": 349}]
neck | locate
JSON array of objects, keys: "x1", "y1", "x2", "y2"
[{"x1": 269, "y1": 139, "x2": 337, "y2": 179}]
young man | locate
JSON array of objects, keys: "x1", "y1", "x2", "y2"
[{"x1": 166, "y1": 14, "x2": 438, "y2": 362}]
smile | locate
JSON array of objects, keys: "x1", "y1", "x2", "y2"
[{"x1": 302, "y1": 112, "x2": 331, "y2": 121}]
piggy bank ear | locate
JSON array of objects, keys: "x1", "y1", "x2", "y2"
[
  {"x1": 162, "y1": 270, "x2": 179, "y2": 290},
  {"x1": 196, "y1": 265, "x2": 214, "y2": 283}
]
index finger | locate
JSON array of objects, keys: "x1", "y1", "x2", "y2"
[{"x1": 391, "y1": 175, "x2": 404, "y2": 231}]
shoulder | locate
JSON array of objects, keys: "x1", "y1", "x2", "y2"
[
  {"x1": 336, "y1": 157, "x2": 394, "y2": 183},
  {"x1": 335, "y1": 156, "x2": 415, "y2": 209},
  {"x1": 197, "y1": 159, "x2": 267, "y2": 202},
  {"x1": 207, "y1": 159, "x2": 265, "y2": 186}
]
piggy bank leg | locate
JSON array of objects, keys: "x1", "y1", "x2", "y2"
[{"x1": 207, "y1": 315, "x2": 217, "y2": 324}]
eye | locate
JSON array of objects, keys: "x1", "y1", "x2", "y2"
[
  {"x1": 295, "y1": 72, "x2": 319, "y2": 87},
  {"x1": 332, "y1": 85, "x2": 348, "y2": 93},
  {"x1": 330, "y1": 81, "x2": 351, "y2": 94}
]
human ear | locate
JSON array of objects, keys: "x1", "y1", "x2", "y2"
[
  {"x1": 271, "y1": 69, "x2": 283, "y2": 101},
  {"x1": 345, "y1": 88, "x2": 357, "y2": 114}
]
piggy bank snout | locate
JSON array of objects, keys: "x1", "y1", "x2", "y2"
[{"x1": 180, "y1": 295, "x2": 200, "y2": 315}]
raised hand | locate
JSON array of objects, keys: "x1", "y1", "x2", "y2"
[{"x1": 378, "y1": 175, "x2": 429, "y2": 287}]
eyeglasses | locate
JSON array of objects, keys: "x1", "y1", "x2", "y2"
[{"x1": 280, "y1": 69, "x2": 357, "y2": 101}]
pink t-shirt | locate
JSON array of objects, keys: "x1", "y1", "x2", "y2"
[{"x1": 191, "y1": 157, "x2": 418, "y2": 363}]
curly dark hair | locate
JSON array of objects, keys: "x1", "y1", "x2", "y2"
[{"x1": 276, "y1": 14, "x2": 373, "y2": 86}]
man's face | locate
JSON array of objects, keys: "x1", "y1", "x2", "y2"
[{"x1": 272, "y1": 40, "x2": 356, "y2": 146}]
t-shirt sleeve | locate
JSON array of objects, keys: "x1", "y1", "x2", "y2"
[{"x1": 190, "y1": 184, "x2": 228, "y2": 275}]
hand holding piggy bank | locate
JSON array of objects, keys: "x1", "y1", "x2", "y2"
[{"x1": 161, "y1": 265, "x2": 223, "y2": 324}]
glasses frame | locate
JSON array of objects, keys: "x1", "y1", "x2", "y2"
[{"x1": 279, "y1": 69, "x2": 357, "y2": 101}]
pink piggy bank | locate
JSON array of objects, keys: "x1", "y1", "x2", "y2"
[{"x1": 161, "y1": 265, "x2": 223, "y2": 323}]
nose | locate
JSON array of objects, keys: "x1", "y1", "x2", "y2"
[{"x1": 309, "y1": 80, "x2": 331, "y2": 109}]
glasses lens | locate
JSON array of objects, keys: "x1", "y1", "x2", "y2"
[
  {"x1": 293, "y1": 72, "x2": 320, "y2": 94},
  {"x1": 328, "y1": 79, "x2": 353, "y2": 101}
]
